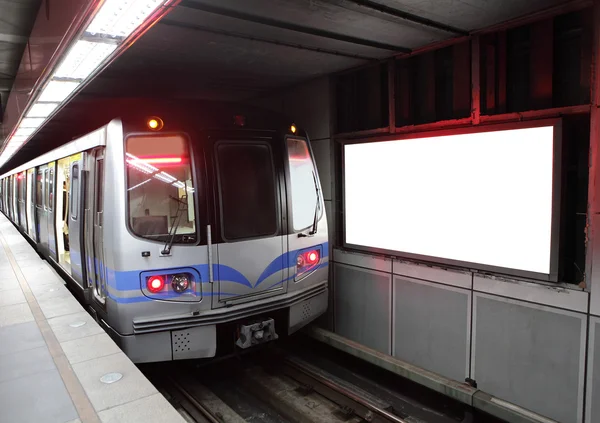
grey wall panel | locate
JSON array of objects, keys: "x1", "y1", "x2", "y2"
[
  {"x1": 334, "y1": 263, "x2": 391, "y2": 354},
  {"x1": 586, "y1": 318, "x2": 600, "y2": 423},
  {"x1": 474, "y1": 275, "x2": 588, "y2": 313},
  {"x1": 325, "y1": 200, "x2": 333, "y2": 255},
  {"x1": 393, "y1": 260, "x2": 472, "y2": 290},
  {"x1": 333, "y1": 249, "x2": 393, "y2": 273},
  {"x1": 393, "y1": 276, "x2": 470, "y2": 382},
  {"x1": 473, "y1": 294, "x2": 585, "y2": 423},
  {"x1": 311, "y1": 138, "x2": 332, "y2": 200}
]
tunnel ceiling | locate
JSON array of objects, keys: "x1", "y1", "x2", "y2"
[
  {"x1": 0, "y1": 0, "x2": 40, "y2": 121},
  {"x1": 2, "y1": 0, "x2": 573, "y2": 168}
]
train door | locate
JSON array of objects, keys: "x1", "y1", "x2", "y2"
[
  {"x1": 15, "y1": 175, "x2": 21, "y2": 227},
  {"x1": 36, "y1": 166, "x2": 48, "y2": 252},
  {"x1": 285, "y1": 136, "x2": 326, "y2": 283},
  {"x1": 211, "y1": 136, "x2": 286, "y2": 309},
  {"x1": 9, "y1": 176, "x2": 14, "y2": 221},
  {"x1": 68, "y1": 156, "x2": 86, "y2": 287},
  {"x1": 26, "y1": 169, "x2": 35, "y2": 240},
  {"x1": 18, "y1": 172, "x2": 27, "y2": 231},
  {"x1": 56, "y1": 158, "x2": 70, "y2": 273},
  {"x1": 12, "y1": 176, "x2": 18, "y2": 222},
  {"x1": 84, "y1": 149, "x2": 107, "y2": 303},
  {"x1": 46, "y1": 164, "x2": 57, "y2": 261}
]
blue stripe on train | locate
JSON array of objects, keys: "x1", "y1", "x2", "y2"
[
  {"x1": 77, "y1": 242, "x2": 328, "y2": 304},
  {"x1": 106, "y1": 262, "x2": 330, "y2": 304}
]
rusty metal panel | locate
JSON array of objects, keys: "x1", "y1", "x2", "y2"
[
  {"x1": 530, "y1": 20, "x2": 554, "y2": 109},
  {"x1": 471, "y1": 37, "x2": 481, "y2": 124}
]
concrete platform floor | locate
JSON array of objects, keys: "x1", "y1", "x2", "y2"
[{"x1": 0, "y1": 214, "x2": 185, "y2": 423}]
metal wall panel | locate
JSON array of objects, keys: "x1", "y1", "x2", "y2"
[
  {"x1": 586, "y1": 317, "x2": 600, "y2": 423},
  {"x1": 473, "y1": 294, "x2": 586, "y2": 423},
  {"x1": 334, "y1": 263, "x2": 391, "y2": 354},
  {"x1": 333, "y1": 248, "x2": 393, "y2": 273},
  {"x1": 393, "y1": 276, "x2": 470, "y2": 381},
  {"x1": 474, "y1": 275, "x2": 588, "y2": 313},
  {"x1": 393, "y1": 260, "x2": 472, "y2": 290}
]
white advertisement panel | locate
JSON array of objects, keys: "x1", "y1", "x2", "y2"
[{"x1": 344, "y1": 124, "x2": 558, "y2": 276}]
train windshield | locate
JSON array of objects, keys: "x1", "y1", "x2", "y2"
[
  {"x1": 125, "y1": 134, "x2": 197, "y2": 243},
  {"x1": 287, "y1": 137, "x2": 320, "y2": 231}
]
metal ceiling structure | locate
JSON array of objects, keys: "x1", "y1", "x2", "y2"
[
  {"x1": 0, "y1": 0, "x2": 40, "y2": 121},
  {"x1": 0, "y1": 0, "x2": 581, "y2": 170}
]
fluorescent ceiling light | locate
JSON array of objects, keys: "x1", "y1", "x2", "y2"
[
  {"x1": 15, "y1": 127, "x2": 36, "y2": 137},
  {"x1": 86, "y1": 0, "x2": 166, "y2": 38},
  {"x1": 20, "y1": 118, "x2": 45, "y2": 128},
  {"x1": 9, "y1": 136, "x2": 28, "y2": 144},
  {"x1": 38, "y1": 80, "x2": 80, "y2": 102},
  {"x1": 54, "y1": 40, "x2": 118, "y2": 80},
  {"x1": 26, "y1": 103, "x2": 59, "y2": 118},
  {"x1": 0, "y1": 0, "x2": 173, "y2": 163}
]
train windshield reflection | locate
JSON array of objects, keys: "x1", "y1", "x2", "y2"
[{"x1": 125, "y1": 134, "x2": 197, "y2": 243}]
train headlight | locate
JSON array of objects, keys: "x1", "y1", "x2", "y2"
[
  {"x1": 296, "y1": 248, "x2": 320, "y2": 280},
  {"x1": 171, "y1": 274, "x2": 190, "y2": 293},
  {"x1": 147, "y1": 276, "x2": 165, "y2": 293}
]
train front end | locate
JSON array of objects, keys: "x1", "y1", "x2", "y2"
[{"x1": 101, "y1": 114, "x2": 328, "y2": 363}]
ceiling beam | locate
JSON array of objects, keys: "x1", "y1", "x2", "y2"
[
  {"x1": 180, "y1": 1, "x2": 411, "y2": 53},
  {"x1": 330, "y1": 0, "x2": 469, "y2": 36},
  {"x1": 159, "y1": 18, "x2": 379, "y2": 61},
  {"x1": 0, "y1": 32, "x2": 28, "y2": 44}
]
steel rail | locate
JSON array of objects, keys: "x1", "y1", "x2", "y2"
[{"x1": 282, "y1": 356, "x2": 409, "y2": 423}]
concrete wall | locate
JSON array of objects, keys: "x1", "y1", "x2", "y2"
[
  {"x1": 332, "y1": 249, "x2": 589, "y2": 423},
  {"x1": 254, "y1": 72, "x2": 599, "y2": 422}
]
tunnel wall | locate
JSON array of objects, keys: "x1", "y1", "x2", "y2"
[{"x1": 252, "y1": 5, "x2": 600, "y2": 421}]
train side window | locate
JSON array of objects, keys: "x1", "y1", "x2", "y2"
[
  {"x1": 216, "y1": 142, "x2": 278, "y2": 241},
  {"x1": 286, "y1": 137, "x2": 321, "y2": 231},
  {"x1": 70, "y1": 165, "x2": 79, "y2": 220},
  {"x1": 36, "y1": 170, "x2": 43, "y2": 207},
  {"x1": 48, "y1": 168, "x2": 54, "y2": 212}
]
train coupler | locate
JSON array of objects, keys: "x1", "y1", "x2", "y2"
[{"x1": 235, "y1": 318, "x2": 279, "y2": 349}]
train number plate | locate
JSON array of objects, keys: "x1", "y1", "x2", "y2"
[{"x1": 235, "y1": 318, "x2": 279, "y2": 349}]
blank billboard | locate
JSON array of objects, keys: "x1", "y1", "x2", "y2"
[{"x1": 344, "y1": 124, "x2": 559, "y2": 277}]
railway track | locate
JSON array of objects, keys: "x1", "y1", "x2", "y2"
[
  {"x1": 157, "y1": 352, "x2": 407, "y2": 423},
  {"x1": 146, "y1": 336, "x2": 504, "y2": 423}
]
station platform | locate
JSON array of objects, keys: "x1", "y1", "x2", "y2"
[{"x1": 0, "y1": 215, "x2": 185, "y2": 423}]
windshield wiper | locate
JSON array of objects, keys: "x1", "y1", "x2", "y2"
[
  {"x1": 299, "y1": 171, "x2": 320, "y2": 237},
  {"x1": 162, "y1": 195, "x2": 187, "y2": 255}
]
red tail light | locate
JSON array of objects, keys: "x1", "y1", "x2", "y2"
[
  {"x1": 296, "y1": 249, "x2": 320, "y2": 280},
  {"x1": 147, "y1": 276, "x2": 165, "y2": 293}
]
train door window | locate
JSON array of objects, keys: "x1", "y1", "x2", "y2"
[
  {"x1": 21, "y1": 174, "x2": 26, "y2": 201},
  {"x1": 125, "y1": 134, "x2": 197, "y2": 242},
  {"x1": 48, "y1": 168, "x2": 54, "y2": 212},
  {"x1": 287, "y1": 137, "x2": 321, "y2": 231},
  {"x1": 36, "y1": 170, "x2": 43, "y2": 207},
  {"x1": 216, "y1": 142, "x2": 278, "y2": 241},
  {"x1": 70, "y1": 164, "x2": 79, "y2": 220},
  {"x1": 17, "y1": 175, "x2": 23, "y2": 202},
  {"x1": 96, "y1": 159, "x2": 104, "y2": 222}
]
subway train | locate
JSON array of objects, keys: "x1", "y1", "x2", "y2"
[{"x1": 0, "y1": 102, "x2": 329, "y2": 362}]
